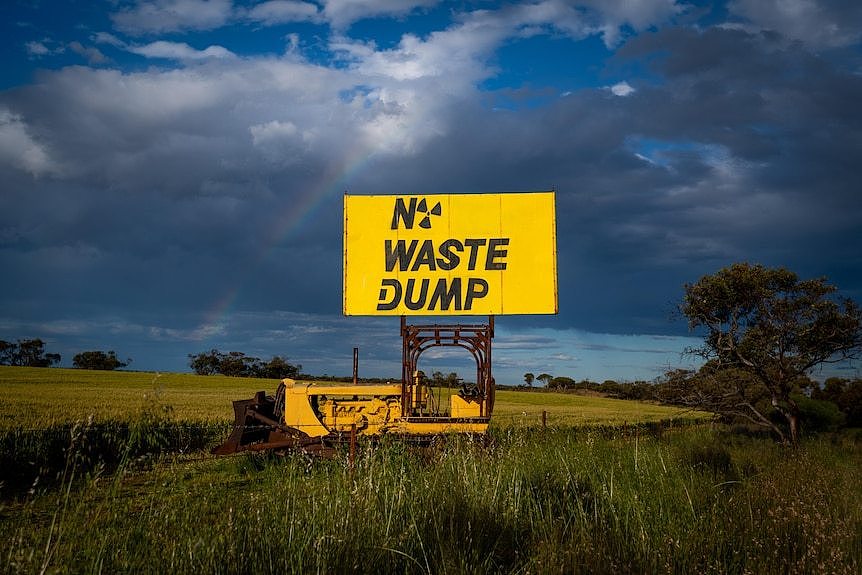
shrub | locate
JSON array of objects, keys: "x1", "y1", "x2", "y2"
[{"x1": 795, "y1": 394, "x2": 846, "y2": 432}]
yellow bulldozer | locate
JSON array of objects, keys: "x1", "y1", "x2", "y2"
[{"x1": 213, "y1": 317, "x2": 495, "y2": 455}]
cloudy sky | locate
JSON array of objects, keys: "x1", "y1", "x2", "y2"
[{"x1": 2, "y1": 0, "x2": 861, "y2": 384}]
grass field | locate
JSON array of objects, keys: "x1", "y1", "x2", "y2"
[
  {"x1": 0, "y1": 367, "x2": 698, "y2": 429},
  {"x1": 1, "y1": 366, "x2": 858, "y2": 574}
]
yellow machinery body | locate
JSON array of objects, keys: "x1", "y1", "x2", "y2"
[
  {"x1": 213, "y1": 317, "x2": 496, "y2": 455},
  {"x1": 212, "y1": 376, "x2": 489, "y2": 455},
  {"x1": 282, "y1": 378, "x2": 488, "y2": 436}
]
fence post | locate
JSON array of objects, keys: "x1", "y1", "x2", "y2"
[
  {"x1": 542, "y1": 410, "x2": 547, "y2": 429},
  {"x1": 353, "y1": 347, "x2": 359, "y2": 385}
]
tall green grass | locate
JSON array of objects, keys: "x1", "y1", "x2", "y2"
[
  {"x1": 0, "y1": 367, "x2": 851, "y2": 573},
  {"x1": 0, "y1": 419, "x2": 228, "y2": 495},
  {"x1": 1, "y1": 424, "x2": 859, "y2": 574}
]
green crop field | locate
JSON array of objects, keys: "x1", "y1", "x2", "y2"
[
  {"x1": 0, "y1": 367, "x2": 698, "y2": 430},
  {"x1": 1, "y1": 366, "x2": 859, "y2": 574},
  {"x1": 0, "y1": 367, "x2": 266, "y2": 428}
]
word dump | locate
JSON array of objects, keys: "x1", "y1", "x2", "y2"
[{"x1": 377, "y1": 238, "x2": 510, "y2": 311}]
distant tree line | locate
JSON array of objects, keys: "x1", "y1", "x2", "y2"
[
  {"x1": 427, "y1": 371, "x2": 461, "y2": 387},
  {"x1": 188, "y1": 349, "x2": 301, "y2": 379},
  {"x1": 518, "y1": 368, "x2": 862, "y2": 433},
  {"x1": 72, "y1": 350, "x2": 129, "y2": 371},
  {"x1": 518, "y1": 374, "x2": 655, "y2": 401},
  {"x1": 554, "y1": 377, "x2": 655, "y2": 401},
  {"x1": 1, "y1": 339, "x2": 134, "y2": 371},
  {"x1": 0, "y1": 339, "x2": 61, "y2": 367}
]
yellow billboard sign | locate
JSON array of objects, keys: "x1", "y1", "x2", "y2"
[{"x1": 343, "y1": 191, "x2": 557, "y2": 316}]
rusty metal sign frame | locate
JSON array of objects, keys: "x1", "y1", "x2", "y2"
[{"x1": 400, "y1": 315, "x2": 495, "y2": 417}]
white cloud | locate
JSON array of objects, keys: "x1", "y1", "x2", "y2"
[
  {"x1": 25, "y1": 41, "x2": 52, "y2": 57},
  {"x1": 250, "y1": 119, "x2": 299, "y2": 145},
  {"x1": 609, "y1": 81, "x2": 635, "y2": 96},
  {"x1": 149, "y1": 322, "x2": 227, "y2": 341},
  {"x1": 321, "y1": 0, "x2": 439, "y2": 29},
  {"x1": 92, "y1": 32, "x2": 126, "y2": 47},
  {"x1": 285, "y1": 33, "x2": 301, "y2": 53},
  {"x1": 69, "y1": 41, "x2": 108, "y2": 65},
  {"x1": 331, "y1": 9, "x2": 512, "y2": 85},
  {"x1": 43, "y1": 66, "x2": 242, "y2": 129},
  {"x1": 3, "y1": 2, "x2": 687, "y2": 178},
  {"x1": 246, "y1": 1, "x2": 319, "y2": 25},
  {"x1": 0, "y1": 57, "x2": 365, "y2": 190},
  {"x1": 328, "y1": 25, "x2": 492, "y2": 151},
  {"x1": 25, "y1": 39, "x2": 67, "y2": 58},
  {"x1": 592, "y1": 0, "x2": 682, "y2": 31},
  {"x1": 129, "y1": 41, "x2": 235, "y2": 60},
  {"x1": 485, "y1": 0, "x2": 683, "y2": 48},
  {"x1": 249, "y1": 119, "x2": 309, "y2": 162},
  {"x1": 0, "y1": 109, "x2": 59, "y2": 177},
  {"x1": 318, "y1": 8, "x2": 528, "y2": 153},
  {"x1": 590, "y1": 0, "x2": 683, "y2": 46},
  {"x1": 324, "y1": 2, "x2": 653, "y2": 151},
  {"x1": 112, "y1": 0, "x2": 234, "y2": 34}
]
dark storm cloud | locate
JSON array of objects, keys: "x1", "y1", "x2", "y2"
[
  {"x1": 1, "y1": 2, "x2": 860, "y2": 380},
  {"x1": 0, "y1": 58, "x2": 361, "y2": 331},
  {"x1": 618, "y1": 26, "x2": 862, "y2": 290},
  {"x1": 728, "y1": 0, "x2": 862, "y2": 49}
]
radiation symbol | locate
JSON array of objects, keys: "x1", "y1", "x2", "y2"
[{"x1": 417, "y1": 198, "x2": 442, "y2": 229}]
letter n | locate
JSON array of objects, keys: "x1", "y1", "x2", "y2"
[{"x1": 391, "y1": 197, "x2": 417, "y2": 230}]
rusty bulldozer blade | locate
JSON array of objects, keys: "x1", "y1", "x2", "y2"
[{"x1": 212, "y1": 389, "x2": 307, "y2": 455}]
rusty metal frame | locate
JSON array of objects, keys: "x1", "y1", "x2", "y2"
[{"x1": 400, "y1": 315, "x2": 495, "y2": 417}]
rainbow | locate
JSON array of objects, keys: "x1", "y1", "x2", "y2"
[{"x1": 199, "y1": 146, "x2": 375, "y2": 334}]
